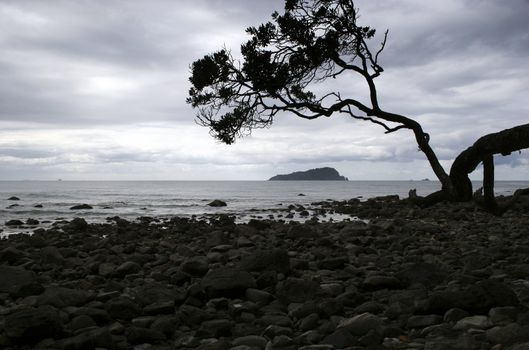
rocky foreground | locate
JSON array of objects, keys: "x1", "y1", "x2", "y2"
[{"x1": 1, "y1": 195, "x2": 529, "y2": 350}]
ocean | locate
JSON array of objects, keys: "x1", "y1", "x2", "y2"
[{"x1": 1, "y1": 180, "x2": 527, "y2": 236}]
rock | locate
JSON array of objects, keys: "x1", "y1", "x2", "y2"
[
  {"x1": 232, "y1": 335, "x2": 268, "y2": 349},
  {"x1": 143, "y1": 300, "x2": 175, "y2": 315},
  {"x1": 125, "y1": 326, "x2": 165, "y2": 345},
  {"x1": 300, "y1": 313, "x2": 320, "y2": 331},
  {"x1": 132, "y1": 284, "x2": 177, "y2": 306},
  {"x1": 338, "y1": 312, "x2": 383, "y2": 336},
  {"x1": 245, "y1": 288, "x2": 273, "y2": 304},
  {"x1": 489, "y1": 306, "x2": 519, "y2": 325},
  {"x1": 240, "y1": 249, "x2": 290, "y2": 274},
  {"x1": 70, "y1": 307, "x2": 111, "y2": 325},
  {"x1": 65, "y1": 217, "x2": 89, "y2": 232},
  {"x1": 69, "y1": 204, "x2": 93, "y2": 210},
  {"x1": 5, "y1": 219, "x2": 24, "y2": 226},
  {"x1": 407, "y1": 315, "x2": 443, "y2": 329},
  {"x1": 181, "y1": 255, "x2": 210, "y2": 276},
  {"x1": 26, "y1": 218, "x2": 39, "y2": 225},
  {"x1": 70, "y1": 314, "x2": 97, "y2": 332},
  {"x1": 201, "y1": 267, "x2": 256, "y2": 297},
  {"x1": 486, "y1": 323, "x2": 522, "y2": 345},
  {"x1": 105, "y1": 297, "x2": 141, "y2": 320},
  {"x1": 40, "y1": 246, "x2": 64, "y2": 265},
  {"x1": 453, "y1": 315, "x2": 492, "y2": 330},
  {"x1": 0, "y1": 265, "x2": 43, "y2": 298},
  {"x1": 196, "y1": 319, "x2": 233, "y2": 338},
  {"x1": 115, "y1": 261, "x2": 142, "y2": 277},
  {"x1": 5, "y1": 305, "x2": 63, "y2": 341},
  {"x1": 395, "y1": 262, "x2": 448, "y2": 287},
  {"x1": 427, "y1": 280, "x2": 518, "y2": 314},
  {"x1": 208, "y1": 199, "x2": 227, "y2": 207},
  {"x1": 0, "y1": 246, "x2": 25, "y2": 264},
  {"x1": 444, "y1": 307, "x2": 469, "y2": 322},
  {"x1": 55, "y1": 327, "x2": 114, "y2": 350},
  {"x1": 321, "y1": 328, "x2": 356, "y2": 348},
  {"x1": 277, "y1": 277, "x2": 320, "y2": 303},
  {"x1": 362, "y1": 275, "x2": 402, "y2": 290},
  {"x1": 8, "y1": 196, "x2": 20, "y2": 200},
  {"x1": 37, "y1": 287, "x2": 94, "y2": 308},
  {"x1": 316, "y1": 256, "x2": 348, "y2": 270}
]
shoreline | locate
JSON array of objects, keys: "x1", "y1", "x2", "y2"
[{"x1": 1, "y1": 195, "x2": 529, "y2": 349}]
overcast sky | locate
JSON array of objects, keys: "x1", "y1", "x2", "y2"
[{"x1": 0, "y1": 0, "x2": 528, "y2": 181}]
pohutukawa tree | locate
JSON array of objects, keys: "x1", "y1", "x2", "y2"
[{"x1": 187, "y1": 0, "x2": 529, "y2": 213}]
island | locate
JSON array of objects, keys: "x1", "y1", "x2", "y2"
[{"x1": 269, "y1": 167, "x2": 349, "y2": 181}]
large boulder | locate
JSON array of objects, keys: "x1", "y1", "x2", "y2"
[
  {"x1": 208, "y1": 200, "x2": 227, "y2": 207},
  {"x1": 5, "y1": 305, "x2": 63, "y2": 341},
  {"x1": 201, "y1": 267, "x2": 256, "y2": 297},
  {"x1": 0, "y1": 265, "x2": 43, "y2": 298}
]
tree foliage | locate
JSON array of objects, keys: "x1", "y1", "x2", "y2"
[{"x1": 188, "y1": 0, "x2": 389, "y2": 144}]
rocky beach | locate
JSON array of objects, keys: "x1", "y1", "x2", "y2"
[{"x1": 1, "y1": 194, "x2": 529, "y2": 350}]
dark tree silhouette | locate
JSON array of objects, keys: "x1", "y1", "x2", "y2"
[{"x1": 187, "y1": 0, "x2": 529, "y2": 212}]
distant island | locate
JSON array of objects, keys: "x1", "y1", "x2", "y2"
[{"x1": 269, "y1": 167, "x2": 348, "y2": 181}]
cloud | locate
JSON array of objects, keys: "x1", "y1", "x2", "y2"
[{"x1": 0, "y1": 0, "x2": 527, "y2": 180}]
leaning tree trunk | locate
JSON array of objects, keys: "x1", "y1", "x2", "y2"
[{"x1": 447, "y1": 123, "x2": 529, "y2": 213}]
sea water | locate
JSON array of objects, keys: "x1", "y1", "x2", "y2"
[{"x1": 0, "y1": 180, "x2": 527, "y2": 235}]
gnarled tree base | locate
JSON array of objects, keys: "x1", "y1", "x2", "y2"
[{"x1": 415, "y1": 123, "x2": 529, "y2": 215}]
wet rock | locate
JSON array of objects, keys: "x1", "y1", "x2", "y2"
[
  {"x1": 8, "y1": 196, "x2": 20, "y2": 200},
  {"x1": 5, "y1": 305, "x2": 63, "y2": 341},
  {"x1": 65, "y1": 217, "x2": 89, "y2": 232},
  {"x1": 0, "y1": 265, "x2": 43, "y2": 298},
  {"x1": 201, "y1": 267, "x2": 256, "y2": 297},
  {"x1": 5, "y1": 219, "x2": 24, "y2": 226},
  {"x1": 26, "y1": 218, "x2": 39, "y2": 225},
  {"x1": 208, "y1": 199, "x2": 227, "y2": 207},
  {"x1": 240, "y1": 248, "x2": 290, "y2": 274},
  {"x1": 69, "y1": 204, "x2": 93, "y2": 210}
]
